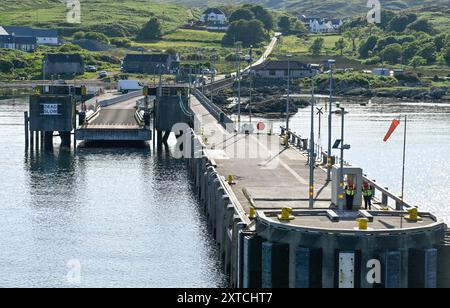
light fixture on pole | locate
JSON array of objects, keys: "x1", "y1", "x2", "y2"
[
  {"x1": 326, "y1": 59, "x2": 336, "y2": 182},
  {"x1": 285, "y1": 53, "x2": 292, "y2": 146},
  {"x1": 309, "y1": 73, "x2": 316, "y2": 209},
  {"x1": 235, "y1": 42, "x2": 243, "y2": 131},
  {"x1": 333, "y1": 102, "x2": 351, "y2": 211}
]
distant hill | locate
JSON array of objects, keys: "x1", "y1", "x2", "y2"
[
  {"x1": 0, "y1": 0, "x2": 194, "y2": 37},
  {"x1": 168, "y1": 0, "x2": 450, "y2": 18}
]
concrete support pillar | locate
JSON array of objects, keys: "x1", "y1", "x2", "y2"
[
  {"x1": 295, "y1": 247, "x2": 323, "y2": 288},
  {"x1": 235, "y1": 222, "x2": 247, "y2": 288},
  {"x1": 381, "y1": 251, "x2": 402, "y2": 288},
  {"x1": 243, "y1": 235, "x2": 262, "y2": 288},
  {"x1": 215, "y1": 188, "x2": 226, "y2": 247},
  {"x1": 262, "y1": 242, "x2": 290, "y2": 288},
  {"x1": 60, "y1": 131, "x2": 71, "y2": 148},
  {"x1": 437, "y1": 244, "x2": 450, "y2": 288},
  {"x1": 223, "y1": 205, "x2": 234, "y2": 275},
  {"x1": 408, "y1": 248, "x2": 438, "y2": 288},
  {"x1": 44, "y1": 131, "x2": 54, "y2": 151}
]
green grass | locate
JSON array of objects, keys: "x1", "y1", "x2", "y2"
[
  {"x1": 170, "y1": 0, "x2": 449, "y2": 17},
  {"x1": 163, "y1": 29, "x2": 224, "y2": 43},
  {"x1": 0, "y1": 0, "x2": 196, "y2": 36}
]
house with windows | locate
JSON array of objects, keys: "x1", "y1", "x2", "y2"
[
  {"x1": 0, "y1": 25, "x2": 58, "y2": 51},
  {"x1": 122, "y1": 53, "x2": 180, "y2": 74},
  {"x1": 3, "y1": 26, "x2": 58, "y2": 45},
  {"x1": 199, "y1": 8, "x2": 228, "y2": 31},
  {"x1": 250, "y1": 60, "x2": 313, "y2": 79},
  {"x1": 0, "y1": 35, "x2": 37, "y2": 52},
  {"x1": 43, "y1": 54, "x2": 85, "y2": 75},
  {"x1": 300, "y1": 16, "x2": 343, "y2": 33}
]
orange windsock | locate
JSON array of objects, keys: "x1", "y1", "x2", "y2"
[{"x1": 383, "y1": 119, "x2": 401, "y2": 142}]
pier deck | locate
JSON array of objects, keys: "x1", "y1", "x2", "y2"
[{"x1": 190, "y1": 95, "x2": 443, "y2": 232}]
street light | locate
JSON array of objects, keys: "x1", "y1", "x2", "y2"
[
  {"x1": 309, "y1": 73, "x2": 316, "y2": 209},
  {"x1": 335, "y1": 102, "x2": 351, "y2": 211},
  {"x1": 285, "y1": 53, "x2": 292, "y2": 145},
  {"x1": 326, "y1": 59, "x2": 336, "y2": 182},
  {"x1": 235, "y1": 42, "x2": 243, "y2": 130}
]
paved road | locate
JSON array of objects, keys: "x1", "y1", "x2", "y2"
[
  {"x1": 87, "y1": 95, "x2": 145, "y2": 128},
  {"x1": 190, "y1": 94, "x2": 332, "y2": 212}
]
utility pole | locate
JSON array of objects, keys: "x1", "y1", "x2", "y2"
[
  {"x1": 327, "y1": 59, "x2": 336, "y2": 182},
  {"x1": 285, "y1": 54, "x2": 292, "y2": 147},
  {"x1": 309, "y1": 74, "x2": 316, "y2": 209},
  {"x1": 210, "y1": 52, "x2": 216, "y2": 105},
  {"x1": 236, "y1": 42, "x2": 242, "y2": 131},
  {"x1": 336, "y1": 103, "x2": 346, "y2": 211}
]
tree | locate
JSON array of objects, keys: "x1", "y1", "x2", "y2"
[
  {"x1": 248, "y1": 5, "x2": 274, "y2": 31},
  {"x1": 444, "y1": 46, "x2": 450, "y2": 66},
  {"x1": 406, "y1": 19, "x2": 434, "y2": 34},
  {"x1": 375, "y1": 36, "x2": 398, "y2": 52},
  {"x1": 344, "y1": 29, "x2": 359, "y2": 52},
  {"x1": 381, "y1": 43, "x2": 402, "y2": 64},
  {"x1": 335, "y1": 38, "x2": 347, "y2": 56},
  {"x1": 416, "y1": 42, "x2": 437, "y2": 64},
  {"x1": 137, "y1": 17, "x2": 162, "y2": 41},
  {"x1": 229, "y1": 8, "x2": 255, "y2": 23},
  {"x1": 359, "y1": 36, "x2": 378, "y2": 58},
  {"x1": 386, "y1": 13, "x2": 417, "y2": 32},
  {"x1": 309, "y1": 37, "x2": 324, "y2": 56},
  {"x1": 409, "y1": 56, "x2": 426, "y2": 70},
  {"x1": 278, "y1": 16, "x2": 291, "y2": 34},
  {"x1": 222, "y1": 19, "x2": 267, "y2": 47}
]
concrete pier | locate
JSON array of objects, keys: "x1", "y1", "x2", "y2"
[{"x1": 184, "y1": 91, "x2": 449, "y2": 288}]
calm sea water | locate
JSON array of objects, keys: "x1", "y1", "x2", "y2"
[
  {"x1": 0, "y1": 97, "x2": 227, "y2": 288},
  {"x1": 247, "y1": 98, "x2": 450, "y2": 225}
]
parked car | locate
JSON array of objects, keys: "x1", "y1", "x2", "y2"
[
  {"x1": 86, "y1": 65, "x2": 97, "y2": 72},
  {"x1": 98, "y1": 71, "x2": 108, "y2": 78}
]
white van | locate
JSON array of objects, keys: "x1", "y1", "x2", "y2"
[{"x1": 118, "y1": 80, "x2": 143, "y2": 94}]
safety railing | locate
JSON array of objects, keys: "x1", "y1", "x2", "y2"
[
  {"x1": 193, "y1": 89, "x2": 235, "y2": 132},
  {"x1": 280, "y1": 125, "x2": 415, "y2": 211},
  {"x1": 98, "y1": 90, "x2": 142, "y2": 107}
]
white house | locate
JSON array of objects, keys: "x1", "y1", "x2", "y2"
[
  {"x1": 3, "y1": 26, "x2": 58, "y2": 45},
  {"x1": 200, "y1": 8, "x2": 228, "y2": 30},
  {"x1": 300, "y1": 16, "x2": 343, "y2": 33}
]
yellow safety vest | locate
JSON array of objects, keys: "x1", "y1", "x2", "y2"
[
  {"x1": 345, "y1": 186, "x2": 355, "y2": 196},
  {"x1": 362, "y1": 186, "x2": 373, "y2": 197}
]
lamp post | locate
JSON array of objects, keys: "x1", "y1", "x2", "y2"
[
  {"x1": 336, "y1": 102, "x2": 349, "y2": 211},
  {"x1": 236, "y1": 42, "x2": 242, "y2": 131},
  {"x1": 285, "y1": 54, "x2": 292, "y2": 145},
  {"x1": 326, "y1": 59, "x2": 336, "y2": 182},
  {"x1": 210, "y1": 52, "x2": 216, "y2": 104},
  {"x1": 309, "y1": 73, "x2": 316, "y2": 209}
]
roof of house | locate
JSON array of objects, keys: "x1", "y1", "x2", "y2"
[
  {"x1": 202, "y1": 8, "x2": 226, "y2": 15},
  {"x1": 124, "y1": 53, "x2": 171, "y2": 63},
  {"x1": 0, "y1": 35, "x2": 36, "y2": 44},
  {"x1": 252, "y1": 60, "x2": 309, "y2": 71},
  {"x1": 45, "y1": 54, "x2": 83, "y2": 63},
  {"x1": 0, "y1": 26, "x2": 8, "y2": 36},
  {"x1": 3, "y1": 26, "x2": 57, "y2": 38}
]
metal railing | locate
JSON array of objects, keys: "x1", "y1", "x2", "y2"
[
  {"x1": 280, "y1": 125, "x2": 415, "y2": 211},
  {"x1": 193, "y1": 89, "x2": 235, "y2": 132}
]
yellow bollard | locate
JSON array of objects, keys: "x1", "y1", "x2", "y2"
[
  {"x1": 405, "y1": 207, "x2": 419, "y2": 222},
  {"x1": 357, "y1": 218, "x2": 369, "y2": 230},
  {"x1": 249, "y1": 207, "x2": 256, "y2": 219},
  {"x1": 203, "y1": 136, "x2": 209, "y2": 145},
  {"x1": 227, "y1": 175, "x2": 235, "y2": 185},
  {"x1": 278, "y1": 207, "x2": 295, "y2": 222}
]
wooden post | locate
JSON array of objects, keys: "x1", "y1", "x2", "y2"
[
  {"x1": 24, "y1": 111, "x2": 29, "y2": 149},
  {"x1": 30, "y1": 129, "x2": 34, "y2": 149}
]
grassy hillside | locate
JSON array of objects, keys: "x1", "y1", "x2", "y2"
[
  {"x1": 0, "y1": 0, "x2": 194, "y2": 37},
  {"x1": 169, "y1": 0, "x2": 450, "y2": 18}
]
